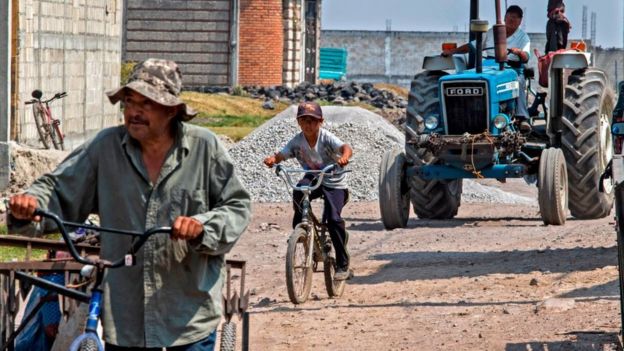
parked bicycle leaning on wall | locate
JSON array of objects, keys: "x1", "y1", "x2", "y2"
[{"x1": 25, "y1": 90, "x2": 66, "y2": 150}]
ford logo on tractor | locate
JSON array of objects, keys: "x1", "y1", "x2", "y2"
[{"x1": 445, "y1": 87, "x2": 484, "y2": 96}]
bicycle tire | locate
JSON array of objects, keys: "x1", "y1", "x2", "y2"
[
  {"x1": 285, "y1": 225, "x2": 313, "y2": 304},
  {"x1": 78, "y1": 338, "x2": 99, "y2": 351},
  {"x1": 323, "y1": 256, "x2": 346, "y2": 298},
  {"x1": 32, "y1": 104, "x2": 51, "y2": 149},
  {"x1": 50, "y1": 121, "x2": 64, "y2": 150},
  {"x1": 220, "y1": 321, "x2": 236, "y2": 351}
]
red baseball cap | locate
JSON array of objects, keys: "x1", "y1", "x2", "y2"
[{"x1": 296, "y1": 101, "x2": 323, "y2": 120}]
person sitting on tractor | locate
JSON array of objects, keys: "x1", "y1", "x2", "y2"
[
  {"x1": 442, "y1": 5, "x2": 531, "y2": 133},
  {"x1": 545, "y1": 0, "x2": 571, "y2": 54},
  {"x1": 263, "y1": 101, "x2": 354, "y2": 280}
]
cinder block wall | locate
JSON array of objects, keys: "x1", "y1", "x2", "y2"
[
  {"x1": 239, "y1": 0, "x2": 284, "y2": 86},
  {"x1": 16, "y1": 0, "x2": 123, "y2": 149},
  {"x1": 320, "y1": 30, "x2": 549, "y2": 86}
]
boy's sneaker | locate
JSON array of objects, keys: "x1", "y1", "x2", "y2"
[{"x1": 334, "y1": 266, "x2": 353, "y2": 281}]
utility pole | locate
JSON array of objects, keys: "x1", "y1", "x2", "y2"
[
  {"x1": 590, "y1": 12, "x2": 597, "y2": 48},
  {"x1": 582, "y1": 5, "x2": 587, "y2": 40}
]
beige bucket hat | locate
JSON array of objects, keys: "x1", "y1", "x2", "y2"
[{"x1": 106, "y1": 58, "x2": 197, "y2": 121}]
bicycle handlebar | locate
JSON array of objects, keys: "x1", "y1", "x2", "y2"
[
  {"x1": 274, "y1": 163, "x2": 350, "y2": 192},
  {"x1": 34, "y1": 209, "x2": 171, "y2": 268},
  {"x1": 24, "y1": 91, "x2": 67, "y2": 105}
]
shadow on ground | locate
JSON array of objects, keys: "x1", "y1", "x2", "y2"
[{"x1": 351, "y1": 246, "x2": 617, "y2": 284}]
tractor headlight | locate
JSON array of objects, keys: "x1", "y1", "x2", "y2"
[
  {"x1": 425, "y1": 115, "x2": 439, "y2": 130},
  {"x1": 493, "y1": 114, "x2": 509, "y2": 130}
]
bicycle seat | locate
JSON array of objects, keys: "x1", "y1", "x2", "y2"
[
  {"x1": 31, "y1": 90, "x2": 42, "y2": 99},
  {"x1": 524, "y1": 67, "x2": 535, "y2": 79}
]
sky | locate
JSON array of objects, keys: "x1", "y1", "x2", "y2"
[{"x1": 322, "y1": 0, "x2": 623, "y2": 48}]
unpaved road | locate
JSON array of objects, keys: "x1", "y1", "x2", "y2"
[{"x1": 228, "y1": 183, "x2": 622, "y2": 350}]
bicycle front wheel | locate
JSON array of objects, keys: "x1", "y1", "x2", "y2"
[
  {"x1": 32, "y1": 104, "x2": 51, "y2": 149},
  {"x1": 285, "y1": 225, "x2": 313, "y2": 304}
]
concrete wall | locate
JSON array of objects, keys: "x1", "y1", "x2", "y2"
[
  {"x1": 124, "y1": 0, "x2": 233, "y2": 87},
  {"x1": 320, "y1": 30, "x2": 622, "y2": 88},
  {"x1": 15, "y1": 0, "x2": 123, "y2": 149},
  {"x1": 282, "y1": 0, "x2": 302, "y2": 87}
]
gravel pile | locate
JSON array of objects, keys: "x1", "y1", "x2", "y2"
[
  {"x1": 228, "y1": 106, "x2": 404, "y2": 202},
  {"x1": 229, "y1": 105, "x2": 538, "y2": 205}
]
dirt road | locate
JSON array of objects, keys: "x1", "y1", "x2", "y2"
[{"x1": 229, "y1": 193, "x2": 621, "y2": 350}]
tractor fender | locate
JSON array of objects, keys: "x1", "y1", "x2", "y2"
[
  {"x1": 550, "y1": 51, "x2": 591, "y2": 70},
  {"x1": 422, "y1": 55, "x2": 466, "y2": 72}
]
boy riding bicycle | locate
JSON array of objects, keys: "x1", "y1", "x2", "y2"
[{"x1": 264, "y1": 101, "x2": 353, "y2": 280}]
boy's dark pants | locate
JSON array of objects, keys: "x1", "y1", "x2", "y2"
[{"x1": 292, "y1": 176, "x2": 349, "y2": 270}]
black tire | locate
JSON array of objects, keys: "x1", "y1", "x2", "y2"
[
  {"x1": 379, "y1": 148, "x2": 410, "y2": 229},
  {"x1": 405, "y1": 70, "x2": 447, "y2": 162},
  {"x1": 50, "y1": 122, "x2": 64, "y2": 150},
  {"x1": 77, "y1": 337, "x2": 100, "y2": 351},
  {"x1": 285, "y1": 225, "x2": 313, "y2": 304},
  {"x1": 406, "y1": 70, "x2": 462, "y2": 219},
  {"x1": 562, "y1": 68, "x2": 615, "y2": 219},
  {"x1": 220, "y1": 321, "x2": 236, "y2": 351},
  {"x1": 538, "y1": 148, "x2": 568, "y2": 225},
  {"x1": 323, "y1": 256, "x2": 345, "y2": 298},
  {"x1": 32, "y1": 104, "x2": 50, "y2": 149},
  {"x1": 410, "y1": 177, "x2": 462, "y2": 219}
]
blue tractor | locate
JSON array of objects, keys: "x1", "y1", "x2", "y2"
[{"x1": 379, "y1": 0, "x2": 615, "y2": 229}]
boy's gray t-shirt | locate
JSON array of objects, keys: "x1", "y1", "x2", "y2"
[{"x1": 280, "y1": 128, "x2": 348, "y2": 189}]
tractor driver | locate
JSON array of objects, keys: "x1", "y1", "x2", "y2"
[{"x1": 442, "y1": 5, "x2": 531, "y2": 133}]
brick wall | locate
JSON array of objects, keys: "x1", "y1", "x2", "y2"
[
  {"x1": 15, "y1": 0, "x2": 122, "y2": 149},
  {"x1": 238, "y1": 0, "x2": 283, "y2": 86}
]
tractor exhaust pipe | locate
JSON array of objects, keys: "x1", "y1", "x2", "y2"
[{"x1": 493, "y1": 0, "x2": 507, "y2": 70}]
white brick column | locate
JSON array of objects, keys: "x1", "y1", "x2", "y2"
[{"x1": 0, "y1": 0, "x2": 11, "y2": 190}]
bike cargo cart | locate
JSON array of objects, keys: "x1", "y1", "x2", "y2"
[{"x1": 0, "y1": 234, "x2": 250, "y2": 350}]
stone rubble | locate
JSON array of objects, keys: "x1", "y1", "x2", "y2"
[{"x1": 186, "y1": 81, "x2": 408, "y2": 111}]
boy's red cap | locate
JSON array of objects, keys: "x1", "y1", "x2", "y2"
[{"x1": 296, "y1": 101, "x2": 323, "y2": 120}]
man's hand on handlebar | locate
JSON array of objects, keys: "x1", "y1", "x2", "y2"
[
  {"x1": 8, "y1": 194, "x2": 41, "y2": 222},
  {"x1": 172, "y1": 216, "x2": 204, "y2": 241}
]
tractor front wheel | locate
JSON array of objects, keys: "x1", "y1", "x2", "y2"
[
  {"x1": 538, "y1": 148, "x2": 568, "y2": 225},
  {"x1": 379, "y1": 147, "x2": 410, "y2": 229}
]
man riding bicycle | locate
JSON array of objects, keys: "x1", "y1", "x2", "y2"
[
  {"x1": 9, "y1": 58, "x2": 252, "y2": 350},
  {"x1": 264, "y1": 102, "x2": 353, "y2": 280}
]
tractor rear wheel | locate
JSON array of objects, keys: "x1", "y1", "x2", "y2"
[
  {"x1": 406, "y1": 70, "x2": 461, "y2": 219},
  {"x1": 561, "y1": 68, "x2": 615, "y2": 219},
  {"x1": 406, "y1": 70, "x2": 447, "y2": 162},
  {"x1": 410, "y1": 176, "x2": 462, "y2": 219},
  {"x1": 538, "y1": 148, "x2": 568, "y2": 225}
]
